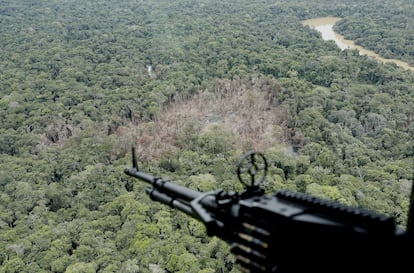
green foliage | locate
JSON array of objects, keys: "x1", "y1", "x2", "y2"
[
  {"x1": 0, "y1": 0, "x2": 413, "y2": 272},
  {"x1": 0, "y1": 257, "x2": 25, "y2": 273},
  {"x1": 197, "y1": 124, "x2": 236, "y2": 156},
  {"x1": 186, "y1": 173, "x2": 218, "y2": 192},
  {"x1": 306, "y1": 183, "x2": 341, "y2": 201},
  {"x1": 65, "y1": 262, "x2": 97, "y2": 273},
  {"x1": 295, "y1": 174, "x2": 314, "y2": 192},
  {"x1": 167, "y1": 252, "x2": 201, "y2": 273}
]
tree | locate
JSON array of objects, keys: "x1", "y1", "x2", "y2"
[
  {"x1": 166, "y1": 252, "x2": 200, "y2": 273},
  {"x1": 64, "y1": 262, "x2": 97, "y2": 273},
  {"x1": 295, "y1": 174, "x2": 314, "y2": 192},
  {"x1": 186, "y1": 173, "x2": 218, "y2": 192},
  {"x1": 197, "y1": 124, "x2": 236, "y2": 156},
  {"x1": 306, "y1": 183, "x2": 341, "y2": 201}
]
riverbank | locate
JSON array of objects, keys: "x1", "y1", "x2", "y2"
[{"x1": 302, "y1": 17, "x2": 414, "y2": 72}]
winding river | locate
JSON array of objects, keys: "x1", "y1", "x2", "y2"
[{"x1": 302, "y1": 17, "x2": 414, "y2": 72}]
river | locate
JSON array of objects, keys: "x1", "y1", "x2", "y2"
[{"x1": 302, "y1": 17, "x2": 414, "y2": 72}]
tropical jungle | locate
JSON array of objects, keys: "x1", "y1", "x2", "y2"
[{"x1": 0, "y1": 0, "x2": 413, "y2": 272}]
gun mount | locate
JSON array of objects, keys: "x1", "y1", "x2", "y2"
[{"x1": 124, "y1": 147, "x2": 413, "y2": 273}]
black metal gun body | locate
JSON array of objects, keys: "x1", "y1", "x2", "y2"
[{"x1": 125, "y1": 151, "x2": 413, "y2": 273}]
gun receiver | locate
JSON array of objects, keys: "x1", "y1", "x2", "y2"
[{"x1": 124, "y1": 148, "x2": 412, "y2": 273}]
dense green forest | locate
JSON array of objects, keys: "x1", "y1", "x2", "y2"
[{"x1": 1, "y1": 0, "x2": 413, "y2": 272}]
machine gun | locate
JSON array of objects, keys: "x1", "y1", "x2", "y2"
[{"x1": 124, "y1": 148, "x2": 413, "y2": 273}]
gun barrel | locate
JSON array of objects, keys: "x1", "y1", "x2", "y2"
[
  {"x1": 146, "y1": 188, "x2": 195, "y2": 216},
  {"x1": 124, "y1": 167, "x2": 202, "y2": 202}
]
